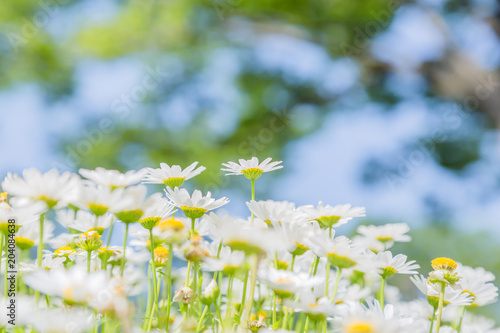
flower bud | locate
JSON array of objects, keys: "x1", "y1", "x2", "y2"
[
  {"x1": 153, "y1": 246, "x2": 169, "y2": 267},
  {"x1": 77, "y1": 230, "x2": 103, "y2": 252},
  {"x1": 173, "y1": 286, "x2": 194, "y2": 304},
  {"x1": 140, "y1": 216, "x2": 161, "y2": 230},
  {"x1": 200, "y1": 280, "x2": 220, "y2": 305}
]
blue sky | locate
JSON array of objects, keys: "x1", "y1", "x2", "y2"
[{"x1": 1, "y1": 1, "x2": 500, "y2": 234}]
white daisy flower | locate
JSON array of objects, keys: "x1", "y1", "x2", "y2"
[
  {"x1": 305, "y1": 230, "x2": 374, "y2": 272},
  {"x1": 74, "y1": 184, "x2": 131, "y2": 216},
  {"x1": 333, "y1": 301, "x2": 416, "y2": 333},
  {"x1": 411, "y1": 275, "x2": 473, "y2": 308},
  {"x1": 246, "y1": 200, "x2": 299, "y2": 226},
  {"x1": 258, "y1": 266, "x2": 323, "y2": 298},
  {"x1": 0, "y1": 200, "x2": 44, "y2": 234},
  {"x1": 165, "y1": 187, "x2": 229, "y2": 219},
  {"x1": 221, "y1": 157, "x2": 283, "y2": 179},
  {"x1": 28, "y1": 308, "x2": 95, "y2": 333},
  {"x1": 266, "y1": 217, "x2": 313, "y2": 256},
  {"x1": 15, "y1": 218, "x2": 55, "y2": 250},
  {"x1": 46, "y1": 232, "x2": 79, "y2": 249},
  {"x1": 24, "y1": 266, "x2": 109, "y2": 304},
  {"x1": 19, "y1": 255, "x2": 66, "y2": 272},
  {"x1": 300, "y1": 202, "x2": 366, "y2": 229},
  {"x1": 456, "y1": 264, "x2": 498, "y2": 306},
  {"x1": 57, "y1": 209, "x2": 114, "y2": 235},
  {"x1": 143, "y1": 161, "x2": 206, "y2": 188},
  {"x1": 331, "y1": 280, "x2": 372, "y2": 304},
  {"x1": 79, "y1": 167, "x2": 147, "y2": 189},
  {"x1": 202, "y1": 246, "x2": 246, "y2": 275},
  {"x1": 138, "y1": 194, "x2": 176, "y2": 230},
  {"x1": 109, "y1": 185, "x2": 152, "y2": 223},
  {"x1": 428, "y1": 257, "x2": 461, "y2": 287},
  {"x1": 356, "y1": 223, "x2": 411, "y2": 251},
  {"x1": 285, "y1": 293, "x2": 335, "y2": 320},
  {"x1": 215, "y1": 217, "x2": 289, "y2": 256},
  {"x1": 1, "y1": 169, "x2": 81, "y2": 209},
  {"x1": 372, "y1": 251, "x2": 420, "y2": 278}
]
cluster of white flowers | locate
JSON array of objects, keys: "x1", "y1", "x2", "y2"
[{"x1": 0, "y1": 158, "x2": 497, "y2": 333}]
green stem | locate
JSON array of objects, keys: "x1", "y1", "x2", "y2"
[
  {"x1": 106, "y1": 221, "x2": 115, "y2": 246},
  {"x1": 303, "y1": 317, "x2": 310, "y2": 333},
  {"x1": 185, "y1": 261, "x2": 192, "y2": 287},
  {"x1": 224, "y1": 274, "x2": 234, "y2": 327},
  {"x1": 214, "y1": 298, "x2": 224, "y2": 330},
  {"x1": 197, "y1": 305, "x2": 209, "y2": 332},
  {"x1": 101, "y1": 256, "x2": 108, "y2": 273},
  {"x1": 165, "y1": 244, "x2": 173, "y2": 332},
  {"x1": 191, "y1": 218, "x2": 196, "y2": 238},
  {"x1": 147, "y1": 229, "x2": 159, "y2": 331},
  {"x1": 379, "y1": 277, "x2": 386, "y2": 310},
  {"x1": 143, "y1": 266, "x2": 153, "y2": 331},
  {"x1": 456, "y1": 306, "x2": 466, "y2": 333},
  {"x1": 120, "y1": 223, "x2": 129, "y2": 277},
  {"x1": 291, "y1": 254, "x2": 296, "y2": 272},
  {"x1": 436, "y1": 282, "x2": 446, "y2": 333},
  {"x1": 37, "y1": 213, "x2": 45, "y2": 267},
  {"x1": 34, "y1": 212, "x2": 45, "y2": 305},
  {"x1": 193, "y1": 261, "x2": 199, "y2": 315},
  {"x1": 240, "y1": 255, "x2": 258, "y2": 330},
  {"x1": 312, "y1": 256, "x2": 320, "y2": 276},
  {"x1": 239, "y1": 268, "x2": 249, "y2": 317},
  {"x1": 430, "y1": 307, "x2": 436, "y2": 333},
  {"x1": 330, "y1": 267, "x2": 342, "y2": 302},
  {"x1": 87, "y1": 250, "x2": 92, "y2": 273},
  {"x1": 250, "y1": 178, "x2": 255, "y2": 225},
  {"x1": 272, "y1": 292, "x2": 277, "y2": 327},
  {"x1": 281, "y1": 308, "x2": 290, "y2": 330}
]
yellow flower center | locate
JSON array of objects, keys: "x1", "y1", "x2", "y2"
[
  {"x1": 382, "y1": 266, "x2": 398, "y2": 278},
  {"x1": 139, "y1": 216, "x2": 162, "y2": 230},
  {"x1": 291, "y1": 242, "x2": 308, "y2": 256},
  {"x1": 241, "y1": 168, "x2": 264, "y2": 180},
  {"x1": 346, "y1": 321, "x2": 375, "y2": 333},
  {"x1": 463, "y1": 289, "x2": 476, "y2": 302},
  {"x1": 154, "y1": 246, "x2": 169, "y2": 259},
  {"x1": 88, "y1": 203, "x2": 109, "y2": 216},
  {"x1": 376, "y1": 236, "x2": 393, "y2": 243},
  {"x1": 431, "y1": 257, "x2": 457, "y2": 272},
  {"x1": 315, "y1": 215, "x2": 341, "y2": 228},
  {"x1": 98, "y1": 246, "x2": 110, "y2": 253},
  {"x1": 80, "y1": 231, "x2": 101, "y2": 241},
  {"x1": 78, "y1": 231, "x2": 103, "y2": 251},
  {"x1": 87, "y1": 227, "x2": 104, "y2": 235},
  {"x1": 14, "y1": 236, "x2": 35, "y2": 250},
  {"x1": 158, "y1": 217, "x2": 185, "y2": 231},
  {"x1": 115, "y1": 209, "x2": 144, "y2": 223},
  {"x1": 36, "y1": 195, "x2": 58, "y2": 209},
  {"x1": 54, "y1": 246, "x2": 75, "y2": 256},
  {"x1": 327, "y1": 253, "x2": 357, "y2": 269},
  {"x1": 63, "y1": 286, "x2": 75, "y2": 301},
  {"x1": 276, "y1": 260, "x2": 289, "y2": 270},
  {"x1": 0, "y1": 193, "x2": 6, "y2": 203},
  {"x1": 275, "y1": 278, "x2": 292, "y2": 284},
  {"x1": 163, "y1": 177, "x2": 185, "y2": 188},
  {"x1": 181, "y1": 206, "x2": 207, "y2": 219}
]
